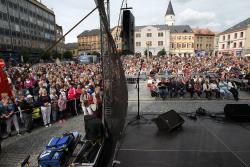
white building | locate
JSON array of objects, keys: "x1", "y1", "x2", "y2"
[
  {"x1": 134, "y1": 25, "x2": 170, "y2": 56},
  {"x1": 219, "y1": 18, "x2": 250, "y2": 56}
]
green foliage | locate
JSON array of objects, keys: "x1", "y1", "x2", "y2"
[
  {"x1": 40, "y1": 51, "x2": 51, "y2": 60},
  {"x1": 63, "y1": 51, "x2": 73, "y2": 60},
  {"x1": 20, "y1": 49, "x2": 30, "y2": 63},
  {"x1": 0, "y1": 52, "x2": 4, "y2": 59},
  {"x1": 51, "y1": 50, "x2": 62, "y2": 60},
  {"x1": 157, "y1": 48, "x2": 166, "y2": 56},
  {"x1": 144, "y1": 49, "x2": 152, "y2": 56}
]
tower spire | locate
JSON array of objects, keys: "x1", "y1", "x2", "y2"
[
  {"x1": 165, "y1": 0, "x2": 175, "y2": 26},
  {"x1": 166, "y1": 1, "x2": 175, "y2": 16}
]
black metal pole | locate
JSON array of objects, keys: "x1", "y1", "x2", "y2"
[
  {"x1": 137, "y1": 71, "x2": 140, "y2": 119},
  {"x1": 137, "y1": 60, "x2": 143, "y2": 119}
]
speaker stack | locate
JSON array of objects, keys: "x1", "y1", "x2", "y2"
[{"x1": 224, "y1": 104, "x2": 250, "y2": 122}]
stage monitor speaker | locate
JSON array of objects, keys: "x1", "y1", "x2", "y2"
[
  {"x1": 84, "y1": 115, "x2": 104, "y2": 140},
  {"x1": 152, "y1": 110, "x2": 185, "y2": 132},
  {"x1": 224, "y1": 104, "x2": 250, "y2": 121}
]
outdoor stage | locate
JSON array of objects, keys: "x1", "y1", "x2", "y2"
[{"x1": 115, "y1": 114, "x2": 250, "y2": 167}]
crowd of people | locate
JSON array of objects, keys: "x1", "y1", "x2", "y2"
[
  {"x1": 123, "y1": 55, "x2": 250, "y2": 100},
  {"x1": 0, "y1": 62, "x2": 103, "y2": 151},
  {"x1": 0, "y1": 54, "x2": 250, "y2": 151}
]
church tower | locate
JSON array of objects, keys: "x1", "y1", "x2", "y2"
[{"x1": 165, "y1": 1, "x2": 175, "y2": 26}]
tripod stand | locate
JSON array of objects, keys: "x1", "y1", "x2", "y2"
[{"x1": 128, "y1": 59, "x2": 149, "y2": 125}]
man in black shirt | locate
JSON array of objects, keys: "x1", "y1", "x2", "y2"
[
  {"x1": 158, "y1": 78, "x2": 168, "y2": 100},
  {"x1": 18, "y1": 94, "x2": 33, "y2": 132}
]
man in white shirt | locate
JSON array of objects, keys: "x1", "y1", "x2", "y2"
[{"x1": 210, "y1": 81, "x2": 220, "y2": 99}]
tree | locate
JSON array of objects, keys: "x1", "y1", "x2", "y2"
[
  {"x1": 157, "y1": 48, "x2": 166, "y2": 56},
  {"x1": 0, "y1": 52, "x2": 4, "y2": 59},
  {"x1": 19, "y1": 49, "x2": 30, "y2": 63},
  {"x1": 40, "y1": 51, "x2": 51, "y2": 61},
  {"x1": 144, "y1": 49, "x2": 152, "y2": 56},
  {"x1": 51, "y1": 50, "x2": 62, "y2": 60},
  {"x1": 63, "y1": 51, "x2": 73, "y2": 60}
]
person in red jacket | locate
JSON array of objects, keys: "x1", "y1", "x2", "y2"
[
  {"x1": 67, "y1": 83, "x2": 77, "y2": 116},
  {"x1": 75, "y1": 85, "x2": 82, "y2": 112}
]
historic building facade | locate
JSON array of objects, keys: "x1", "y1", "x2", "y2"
[
  {"x1": 55, "y1": 24, "x2": 65, "y2": 54},
  {"x1": 192, "y1": 28, "x2": 215, "y2": 56},
  {"x1": 77, "y1": 29, "x2": 101, "y2": 55},
  {"x1": 169, "y1": 26, "x2": 194, "y2": 57},
  {"x1": 219, "y1": 18, "x2": 250, "y2": 56},
  {"x1": 134, "y1": 25, "x2": 170, "y2": 56}
]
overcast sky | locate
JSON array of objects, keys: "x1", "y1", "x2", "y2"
[{"x1": 42, "y1": 0, "x2": 250, "y2": 43}]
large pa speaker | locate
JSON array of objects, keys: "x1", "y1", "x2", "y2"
[
  {"x1": 152, "y1": 110, "x2": 185, "y2": 132},
  {"x1": 84, "y1": 115, "x2": 104, "y2": 140},
  {"x1": 122, "y1": 9, "x2": 135, "y2": 54},
  {"x1": 224, "y1": 104, "x2": 250, "y2": 121}
]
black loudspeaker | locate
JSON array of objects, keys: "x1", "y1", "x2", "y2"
[
  {"x1": 224, "y1": 104, "x2": 250, "y2": 121},
  {"x1": 152, "y1": 110, "x2": 185, "y2": 132},
  {"x1": 84, "y1": 115, "x2": 104, "y2": 140},
  {"x1": 122, "y1": 10, "x2": 135, "y2": 54}
]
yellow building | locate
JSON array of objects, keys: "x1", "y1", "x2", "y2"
[
  {"x1": 169, "y1": 25, "x2": 195, "y2": 57},
  {"x1": 111, "y1": 26, "x2": 122, "y2": 52},
  {"x1": 65, "y1": 43, "x2": 78, "y2": 57},
  {"x1": 77, "y1": 27, "x2": 123, "y2": 55},
  {"x1": 77, "y1": 29, "x2": 101, "y2": 54}
]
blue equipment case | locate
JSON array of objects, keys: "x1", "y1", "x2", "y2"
[{"x1": 38, "y1": 132, "x2": 81, "y2": 167}]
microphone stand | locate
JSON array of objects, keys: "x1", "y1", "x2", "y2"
[{"x1": 128, "y1": 60, "x2": 148, "y2": 125}]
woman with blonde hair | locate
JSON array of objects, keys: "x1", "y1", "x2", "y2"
[{"x1": 80, "y1": 88, "x2": 93, "y2": 115}]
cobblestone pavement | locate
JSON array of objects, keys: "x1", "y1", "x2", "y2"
[{"x1": 0, "y1": 114, "x2": 85, "y2": 167}]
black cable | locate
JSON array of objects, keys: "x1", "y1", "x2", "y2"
[
  {"x1": 45, "y1": 6, "x2": 99, "y2": 53},
  {"x1": 18, "y1": 6, "x2": 99, "y2": 80}
]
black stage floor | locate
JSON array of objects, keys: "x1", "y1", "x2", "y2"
[{"x1": 115, "y1": 114, "x2": 250, "y2": 167}]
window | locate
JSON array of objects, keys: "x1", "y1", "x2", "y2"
[
  {"x1": 182, "y1": 43, "x2": 186, "y2": 48},
  {"x1": 240, "y1": 32, "x2": 244, "y2": 38},
  {"x1": 222, "y1": 44, "x2": 225, "y2": 49},
  {"x1": 223, "y1": 36, "x2": 225, "y2": 41},
  {"x1": 239, "y1": 42, "x2": 243, "y2": 48},
  {"x1": 171, "y1": 43, "x2": 174, "y2": 48},
  {"x1": 146, "y1": 33, "x2": 152, "y2": 37},
  {"x1": 228, "y1": 35, "x2": 230, "y2": 40},
  {"x1": 234, "y1": 33, "x2": 237, "y2": 39},
  {"x1": 158, "y1": 32, "x2": 163, "y2": 37},
  {"x1": 136, "y1": 42, "x2": 141, "y2": 47},
  {"x1": 158, "y1": 41, "x2": 163, "y2": 46},
  {"x1": 178, "y1": 43, "x2": 181, "y2": 48},
  {"x1": 197, "y1": 44, "x2": 199, "y2": 49},
  {"x1": 233, "y1": 43, "x2": 237, "y2": 48},
  {"x1": 136, "y1": 33, "x2": 141, "y2": 38},
  {"x1": 146, "y1": 41, "x2": 152, "y2": 46}
]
